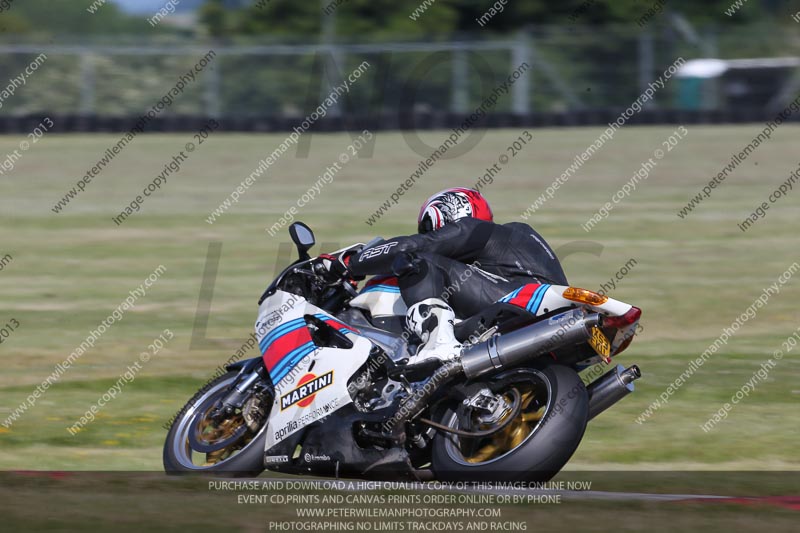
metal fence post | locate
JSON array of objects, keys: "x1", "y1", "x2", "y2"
[
  {"x1": 79, "y1": 51, "x2": 96, "y2": 115},
  {"x1": 204, "y1": 53, "x2": 221, "y2": 118},
  {"x1": 638, "y1": 30, "x2": 654, "y2": 107},
  {"x1": 320, "y1": 2, "x2": 343, "y2": 117},
  {"x1": 511, "y1": 31, "x2": 531, "y2": 114},
  {"x1": 451, "y1": 47, "x2": 469, "y2": 113}
]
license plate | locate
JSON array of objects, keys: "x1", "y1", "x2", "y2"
[{"x1": 588, "y1": 327, "x2": 611, "y2": 362}]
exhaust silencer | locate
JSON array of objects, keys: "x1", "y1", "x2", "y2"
[
  {"x1": 587, "y1": 364, "x2": 641, "y2": 420},
  {"x1": 460, "y1": 308, "x2": 598, "y2": 379}
]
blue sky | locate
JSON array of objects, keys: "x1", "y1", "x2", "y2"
[{"x1": 111, "y1": 0, "x2": 206, "y2": 14}]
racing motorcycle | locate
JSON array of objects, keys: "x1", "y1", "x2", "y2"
[{"x1": 164, "y1": 222, "x2": 642, "y2": 481}]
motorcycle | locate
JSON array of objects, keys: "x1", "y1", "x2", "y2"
[{"x1": 164, "y1": 222, "x2": 642, "y2": 481}]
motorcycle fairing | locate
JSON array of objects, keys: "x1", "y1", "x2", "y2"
[
  {"x1": 498, "y1": 283, "x2": 552, "y2": 313},
  {"x1": 350, "y1": 275, "x2": 407, "y2": 317},
  {"x1": 255, "y1": 290, "x2": 373, "y2": 450},
  {"x1": 361, "y1": 275, "x2": 400, "y2": 293},
  {"x1": 500, "y1": 283, "x2": 634, "y2": 318},
  {"x1": 500, "y1": 283, "x2": 640, "y2": 356}
]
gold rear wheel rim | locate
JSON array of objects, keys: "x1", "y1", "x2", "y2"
[{"x1": 460, "y1": 385, "x2": 546, "y2": 464}]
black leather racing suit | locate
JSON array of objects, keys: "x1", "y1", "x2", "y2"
[{"x1": 348, "y1": 218, "x2": 568, "y2": 319}]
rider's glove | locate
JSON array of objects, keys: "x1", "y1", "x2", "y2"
[{"x1": 317, "y1": 251, "x2": 364, "y2": 282}]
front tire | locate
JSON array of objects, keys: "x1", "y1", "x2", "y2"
[
  {"x1": 163, "y1": 371, "x2": 271, "y2": 476},
  {"x1": 431, "y1": 365, "x2": 588, "y2": 482}
]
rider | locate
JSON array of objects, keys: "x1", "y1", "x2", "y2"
[{"x1": 325, "y1": 188, "x2": 567, "y2": 365}]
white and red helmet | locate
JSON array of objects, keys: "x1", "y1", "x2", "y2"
[{"x1": 417, "y1": 188, "x2": 494, "y2": 234}]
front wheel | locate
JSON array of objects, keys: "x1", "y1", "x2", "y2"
[
  {"x1": 431, "y1": 365, "x2": 588, "y2": 482},
  {"x1": 163, "y1": 371, "x2": 272, "y2": 476}
]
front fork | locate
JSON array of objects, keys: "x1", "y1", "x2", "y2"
[{"x1": 214, "y1": 359, "x2": 271, "y2": 419}]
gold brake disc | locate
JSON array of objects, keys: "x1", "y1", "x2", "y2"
[
  {"x1": 193, "y1": 407, "x2": 249, "y2": 466},
  {"x1": 462, "y1": 386, "x2": 545, "y2": 464}
]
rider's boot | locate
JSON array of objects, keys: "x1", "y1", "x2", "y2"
[{"x1": 405, "y1": 298, "x2": 462, "y2": 365}]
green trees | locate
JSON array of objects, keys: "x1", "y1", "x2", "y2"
[
  {"x1": 0, "y1": 0, "x2": 163, "y2": 36},
  {"x1": 198, "y1": 0, "x2": 774, "y2": 40}
]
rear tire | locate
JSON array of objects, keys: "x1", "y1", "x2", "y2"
[
  {"x1": 163, "y1": 371, "x2": 270, "y2": 476},
  {"x1": 431, "y1": 365, "x2": 588, "y2": 482}
]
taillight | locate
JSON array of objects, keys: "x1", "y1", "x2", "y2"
[
  {"x1": 562, "y1": 287, "x2": 608, "y2": 306},
  {"x1": 603, "y1": 306, "x2": 642, "y2": 328},
  {"x1": 613, "y1": 335, "x2": 635, "y2": 355}
]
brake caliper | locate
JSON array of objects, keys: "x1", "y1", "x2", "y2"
[{"x1": 464, "y1": 388, "x2": 512, "y2": 427}]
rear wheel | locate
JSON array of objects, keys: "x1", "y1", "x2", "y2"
[
  {"x1": 431, "y1": 365, "x2": 588, "y2": 482},
  {"x1": 163, "y1": 371, "x2": 272, "y2": 476}
]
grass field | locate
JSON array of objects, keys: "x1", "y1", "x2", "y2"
[{"x1": 0, "y1": 125, "x2": 798, "y2": 474}]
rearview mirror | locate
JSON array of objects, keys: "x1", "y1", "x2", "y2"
[{"x1": 289, "y1": 222, "x2": 315, "y2": 260}]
